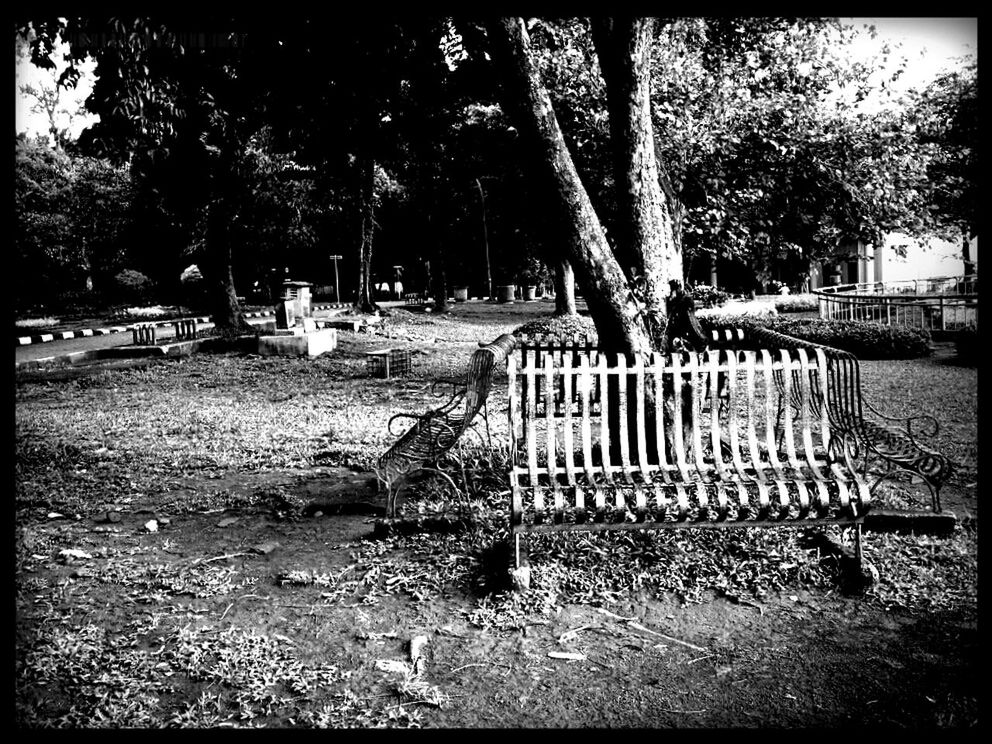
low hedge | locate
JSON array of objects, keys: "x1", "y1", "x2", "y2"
[
  {"x1": 700, "y1": 315, "x2": 932, "y2": 360},
  {"x1": 689, "y1": 284, "x2": 731, "y2": 309},
  {"x1": 773, "y1": 294, "x2": 818, "y2": 313}
]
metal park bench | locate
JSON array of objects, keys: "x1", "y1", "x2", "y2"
[
  {"x1": 505, "y1": 345, "x2": 872, "y2": 586},
  {"x1": 376, "y1": 334, "x2": 518, "y2": 517},
  {"x1": 708, "y1": 326, "x2": 954, "y2": 513}
]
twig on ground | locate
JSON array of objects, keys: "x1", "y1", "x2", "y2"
[
  {"x1": 687, "y1": 654, "x2": 715, "y2": 665},
  {"x1": 594, "y1": 609, "x2": 707, "y2": 653},
  {"x1": 191, "y1": 552, "x2": 251, "y2": 566},
  {"x1": 594, "y1": 608, "x2": 637, "y2": 622},
  {"x1": 449, "y1": 662, "x2": 513, "y2": 673},
  {"x1": 557, "y1": 624, "x2": 599, "y2": 644},
  {"x1": 219, "y1": 593, "x2": 268, "y2": 621},
  {"x1": 626, "y1": 621, "x2": 706, "y2": 653}
]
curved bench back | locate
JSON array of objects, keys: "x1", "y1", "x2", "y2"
[{"x1": 507, "y1": 347, "x2": 866, "y2": 528}]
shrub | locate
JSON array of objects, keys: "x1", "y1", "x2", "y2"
[
  {"x1": 112, "y1": 269, "x2": 154, "y2": 304},
  {"x1": 514, "y1": 313, "x2": 596, "y2": 340},
  {"x1": 955, "y1": 324, "x2": 978, "y2": 366},
  {"x1": 689, "y1": 284, "x2": 730, "y2": 309},
  {"x1": 697, "y1": 300, "x2": 778, "y2": 327},
  {"x1": 122, "y1": 305, "x2": 172, "y2": 319},
  {"x1": 773, "y1": 293, "x2": 818, "y2": 313},
  {"x1": 15, "y1": 317, "x2": 59, "y2": 330},
  {"x1": 699, "y1": 316, "x2": 932, "y2": 360},
  {"x1": 180, "y1": 264, "x2": 209, "y2": 311}
]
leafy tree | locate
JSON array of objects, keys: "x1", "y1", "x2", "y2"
[
  {"x1": 909, "y1": 63, "x2": 978, "y2": 273},
  {"x1": 649, "y1": 18, "x2": 940, "y2": 291},
  {"x1": 19, "y1": 17, "x2": 290, "y2": 332},
  {"x1": 509, "y1": 18, "x2": 948, "y2": 296},
  {"x1": 14, "y1": 136, "x2": 134, "y2": 310},
  {"x1": 15, "y1": 31, "x2": 96, "y2": 151}
]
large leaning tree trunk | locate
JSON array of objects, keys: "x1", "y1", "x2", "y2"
[
  {"x1": 591, "y1": 17, "x2": 683, "y2": 348},
  {"x1": 353, "y1": 154, "x2": 379, "y2": 314},
  {"x1": 488, "y1": 17, "x2": 706, "y2": 465},
  {"x1": 486, "y1": 17, "x2": 654, "y2": 356}
]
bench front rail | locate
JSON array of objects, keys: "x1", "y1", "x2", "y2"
[{"x1": 507, "y1": 348, "x2": 870, "y2": 547}]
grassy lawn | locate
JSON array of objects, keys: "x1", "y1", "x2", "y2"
[{"x1": 14, "y1": 301, "x2": 978, "y2": 728}]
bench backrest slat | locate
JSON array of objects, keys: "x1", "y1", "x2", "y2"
[
  {"x1": 616, "y1": 355, "x2": 633, "y2": 487},
  {"x1": 759, "y1": 350, "x2": 786, "y2": 480},
  {"x1": 579, "y1": 355, "x2": 596, "y2": 487},
  {"x1": 725, "y1": 351, "x2": 750, "y2": 480},
  {"x1": 650, "y1": 353, "x2": 672, "y2": 482},
  {"x1": 597, "y1": 355, "x2": 613, "y2": 484},
  {"x1": 634, "y1": 356, "x2": 651, "y2": 476},
  {"x1": 562, "y1": 354, "x2": 576, "y2": 484},
  {"x1": 779, "y1": 349, "x2": 800, "y2": 469},
  {"x1": 706, "y1": 351, "x2": 729, "y2": 481},
  {"x1": 669, "y1": 353, "x2": 692, "y2": 482}
]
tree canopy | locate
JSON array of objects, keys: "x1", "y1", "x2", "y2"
[{"x1": 14, "y1": 15, "x2": 978, "y2": 327}]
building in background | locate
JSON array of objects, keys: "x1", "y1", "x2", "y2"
[{"x1": 810, "y1": 234, "x2": 978, "y2": 289}]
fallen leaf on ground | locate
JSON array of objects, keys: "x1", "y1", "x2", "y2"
[{"x1": 58, "y1": 549, "x2": 93, "y2": 561}]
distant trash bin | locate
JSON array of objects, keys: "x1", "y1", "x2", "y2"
[{"x1": 497, "y1": 285, "x2": 516, "y2": 303}]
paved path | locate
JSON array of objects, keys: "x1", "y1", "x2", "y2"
[
  {"x1": 14, "y1": 317, "x2": 270, "y2": 365},
  {"x1": 13, "y1": 303, "x2": 410, "y2": 366}
]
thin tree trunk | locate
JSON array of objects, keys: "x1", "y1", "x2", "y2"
[
  {"x1": 486, "y1": 17, "x2": 653, "y2": 356},
  {"x1": 553, "y1": 259, "x2": 576, "y2": 316},
  {"x1": 962, "y1": 230, "x2": 974, "y2": 275},
  {"x1": 432, "y1": 248, "x2": 449, "y2": 312},
  {"x1": 203, "y1": 194, "x2": 250, "y2": 334},
  {"x1": 353, "y1": 155, "x2": 378, "y2": 314}
]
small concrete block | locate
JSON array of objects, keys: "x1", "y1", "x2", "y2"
[
  {"x1": 863, "y1": 509, "x2": 957, "y2": 536},
  {"x1": 257, "y1": 328, "x2": 337, "y2": 358},
  {"x1": 275, "y1": 300, "x2": 295, "y2": 329},
  {"x1": 323, "y1": 319, "x2": 364, "y2": 332},
  {"x1": 511, "y1": 566, "x2": 531, "y2": 592}
]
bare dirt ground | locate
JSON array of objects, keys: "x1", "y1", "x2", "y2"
[{"x1": 14, "y1": 302, "x2": 979, "y2": 729}]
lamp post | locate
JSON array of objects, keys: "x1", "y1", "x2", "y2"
[
  {"x1": 329, "y1": 254, "x2": 342, "y2": 303},
  {"x1": 475, "y1": 178, "x2": 492, "y2": 300},
  {"x1": 392, "y1": 265, "x2": 403, "y2": 300}
]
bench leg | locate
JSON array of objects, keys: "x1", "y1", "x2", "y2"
[{"x1": 510, "y1": 533, "x2": 531, "y2": 592}]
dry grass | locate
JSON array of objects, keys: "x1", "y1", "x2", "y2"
[{"x1": 14, "y1": 302, "x2": 978, "y2": 727}]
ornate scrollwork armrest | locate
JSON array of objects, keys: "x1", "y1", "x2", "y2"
[
  {"x1": 387, "y1": 411, "x2": 426, "y2": 436},
  {"x1": 862, "y1": 397, "x2": 940, "y2": 441},
  {"x1": 431, "y1": 377, "x2": 465, "y2": 399}
]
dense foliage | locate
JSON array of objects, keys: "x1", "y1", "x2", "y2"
[
  {"x1": 14, "y1": 136, "x2": 136, "y2": 311},
  {"x1": 14, "y1": 17, "x2": 977, "y2": 315}
]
